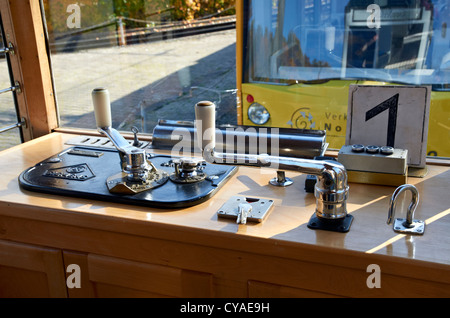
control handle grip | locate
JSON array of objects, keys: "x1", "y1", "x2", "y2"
[
  {"x1": 194, "y1": 101, "x2": 216, "y2": 151},
  {"x1": 92, "y1": 87, "x2": 112, "y2": 128}
]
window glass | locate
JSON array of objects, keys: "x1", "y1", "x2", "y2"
[
  {"x1": 245, "y1": 0, "x2": 450, "y2": 89},
  {"x1": 243, "y1": 0, "x2": 450, "y2": 158},
  {"x1": 43, "y1": 0, "x2": 237, "y2": 135}
]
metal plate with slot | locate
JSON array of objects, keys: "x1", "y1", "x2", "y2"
[
  {"x1": 65, "y1": 135, "x2": 150, "y2": 150},
  {"x1": 217, "y1": 196, "x2": 274, "y2": 224}
]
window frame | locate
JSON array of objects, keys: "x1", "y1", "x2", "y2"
[{"x1": 0, "y1": 0, "x2": 58, "y2": 142}]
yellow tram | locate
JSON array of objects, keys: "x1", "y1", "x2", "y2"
[{"x1": 236, "y1": 0, "x2": 450, "y2": 157}]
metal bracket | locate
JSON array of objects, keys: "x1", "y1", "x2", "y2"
[
  {"x1": 217, "y1": 196, "x2": 274, "y2": 224},
  {"x1": 269, "y1": 170, "x2": 293, "y2": 187},
  {"x1": 307, "y1": 214, "x2": 354, "y2": 233},
  {"x1": 65, "y1": 135, "x2": 150, "y2": 150},
  {"x1": 392, "y1": 218, "x2": 425, "y2": 235}
]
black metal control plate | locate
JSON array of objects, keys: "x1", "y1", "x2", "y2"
[{"x1": 19, "y1": 147, "x2": 237, "y2": 209}]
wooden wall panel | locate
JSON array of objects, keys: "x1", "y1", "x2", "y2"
[
  {"x1": 87, "y1": 254, "x2": 213, "y2": 298},
  {"x1": 0, "y1": 239, "x2": 67, "y2": 297}
]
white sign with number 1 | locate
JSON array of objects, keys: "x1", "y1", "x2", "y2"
[{"x1": 346, "y1": 85, "x2": 431, "y2": 168}]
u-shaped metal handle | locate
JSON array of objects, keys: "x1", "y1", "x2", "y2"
[
  {"x1": 387, "y1": 184, "x2": 425, "y2": 235},
  {"x1": 387, "y1": 184, "x2": 419, "y2": 226}
]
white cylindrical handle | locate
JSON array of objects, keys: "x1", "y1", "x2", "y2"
[
  {"x1": 92, "y1": 87, "x2": 112, "y2": 128},
  {"x1": 194, "y1": 101, "x2": 216, "y2": 151}
]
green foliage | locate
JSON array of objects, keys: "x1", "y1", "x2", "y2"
[
  {"x1": 44, "y1": 0, "x2": 236, "y2": 34},
  {"x1": 169, "y1": 0, "x2": 236, "y2": 20}
]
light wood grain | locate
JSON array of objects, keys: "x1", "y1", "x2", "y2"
[{"x1": 0, "y1": 132, "x2": 449, "y2": 297}]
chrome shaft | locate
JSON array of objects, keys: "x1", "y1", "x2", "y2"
[{"x1": 204, "y1": 146, "x2": 349, "y2": 219}]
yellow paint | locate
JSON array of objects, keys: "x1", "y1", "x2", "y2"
[
  {"x1": 235, "y1": 0, "x2": 450, "y2": 158},
  {"x1": 239, "y1": 82, "x2": 449, "y2": 157}
]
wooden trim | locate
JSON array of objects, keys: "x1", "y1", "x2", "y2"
[
  {"x1": 6, "y1": 0, "x2": 58, "y2": 139},
  {"x1": 0, "y1": 0, "x2": 32, "y2": 141},
  {"x1": 235, "y1": 0, "x2": 244, "y2": 125}
]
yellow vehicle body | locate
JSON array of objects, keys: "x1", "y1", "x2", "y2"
[
  {"x1": 240, "y1": 82, "x2": 450, "y2": 157},
  {"x1": 236, "y1": 0, "x2": 450, "y2": 158}
]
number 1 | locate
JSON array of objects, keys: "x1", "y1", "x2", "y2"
[{"x1": 365, "y1": 94, "x2": 399, "y2": 147}]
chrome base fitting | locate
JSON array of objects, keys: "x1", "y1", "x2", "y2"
[
  {"x1": 307, "y1": 214, "x2": 354, "y2": 233},
  {"x1": 269, "y1": 171, "x2": 293, "y2": 187},
  {"x1": 169, "y1": 158, "x2": 206, "y2": 184},
  {"x1": 106, "y1": 170, "x2": 169, "y2": 195},
  {"x1": 392, "y1": 218, "x2": 425, "y2": 235}
]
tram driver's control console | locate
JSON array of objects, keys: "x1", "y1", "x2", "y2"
[{"x1": 18, "y1": 88, "x2": 237, "y2": 208}]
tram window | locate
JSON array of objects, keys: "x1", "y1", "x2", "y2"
[
  {"x1": 244, "y1": 0, "x2": 449, "y2": 86},
  {"x1": 241, "y1": 0, "x2": 449, "y2": 158},
  {"x1": 42, "y1": 0, "x2": 237, "y2": 135}
]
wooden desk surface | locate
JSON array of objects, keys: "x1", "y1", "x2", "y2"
[{"x1": 1, "y1": 132, "x2": 449, "y2": 272}]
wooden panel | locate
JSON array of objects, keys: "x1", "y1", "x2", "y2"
[
  {"x1": 0, "y1": 239, "x2": 67, "y2": 297},
  {"x1": 87, "y1": 254, "x2": 213, "y2": 298},
  {"x1": 92, "y1": 282, "x2": 168, "y2": 298},
  {"x1": 248, "y1": 280, "x2": 342, "y2": 298},
  {"x1": 1, "y1": 212, "x2": 450, "y2": 298},
  {"x1": 0, "y1": 264, "x2": 50, "y2": 297},
  {"x1": 63, "y1": 250, "x2": 170, "y2": 298},
  {"x1": 63, "y1": 250, "x2": 96, "y2": 298}
]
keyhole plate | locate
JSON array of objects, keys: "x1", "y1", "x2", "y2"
[{"x1": 217, "y1": 196, "x2": 274, "y2": 224}]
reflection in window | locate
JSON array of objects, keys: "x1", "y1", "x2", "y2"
[
  {"x1": 43, "y1": 0, "x2": 237, "y2": 134},
  {"x1": 245, "y1": 0, "x2": 449, "y2": 88}
]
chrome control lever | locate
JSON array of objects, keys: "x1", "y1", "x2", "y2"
[
  {"x1": 92, "y1": 88, "x2": 168, "y2": 193},
  {"x1": 97, "y1": 126, "x2": 150, "y2": 180},
  {"x1": 195, "y1": 101, "x2": 352, "y2": 230}
]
